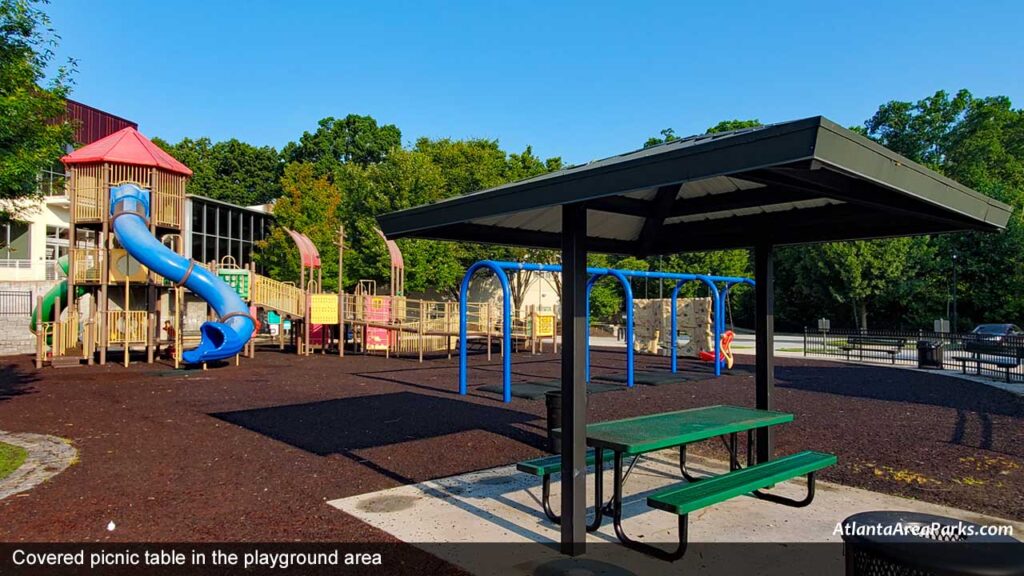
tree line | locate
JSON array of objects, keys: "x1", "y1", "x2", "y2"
[{"x1": 3, "y1": 2, "x2": 1022, "y2": 332}]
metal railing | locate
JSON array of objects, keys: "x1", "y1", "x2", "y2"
[
  {"x1": 803, "y1": 327, "x2": 1024, "y2": 382},
  {"x1": 0, "y1": 290, "x2": 32, "y2": 315},
  {"x1": 0, "y1": 259, "x2": 32, "y2": 269}
]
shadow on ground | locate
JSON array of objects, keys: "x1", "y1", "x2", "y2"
[
  {"x1": 212, "y1": 391, "x2": 548, "y2": 483},
  {"x1": 0, "y1": 360, "x2": 38, "y2": 404}
]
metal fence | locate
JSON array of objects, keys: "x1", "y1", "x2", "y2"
[
  {"x1": 803, "y1": 327, "x2": 1024, "y2": 383},
  {"x1": 0, "y1": 290, "x2": 33, "y2": 316}
]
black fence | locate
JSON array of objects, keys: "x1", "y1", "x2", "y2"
[
  {"x1": 0, "y1": 290, "x2": 32, "y2": 316},
  {"x1": 802, "y1": 327, "x2": 1024, "y2": 383}
]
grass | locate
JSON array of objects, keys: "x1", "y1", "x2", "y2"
[{"x1": 0, "y1": 441, "x2": 28, "y2": 481}]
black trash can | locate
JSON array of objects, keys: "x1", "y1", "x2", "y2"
[
  {"x1": 841, "y1": 511, "x2": 1023, "y2": 576},
  {"x1": 545, "y1": 390, "x2": 589, "y2": 454},
  {"x1": 545, "y1": 390, "x2": 562, "y2": 454},
  {"x1": 917, "y1": 340, "x2": 944, "y2": 369}
]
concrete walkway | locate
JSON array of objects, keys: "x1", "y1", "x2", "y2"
[
  {"x1": 329, "y1": 452, "x2": 1023, "y2": 575},
  {"x1": 0, "y1": 431, "x2": 77, "y2": 500}
]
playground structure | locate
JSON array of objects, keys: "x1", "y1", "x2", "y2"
[
  {"x1": 29, "y1": 128, "x2": 263, "y2": 368},
  {"x1": 27, "y1": 129, "x2": 746, "y2": 374},
  {"x1": 272, "y1": 228, "x2": 557, "y2": 362},
  {"x1": 32, "y1": 127, "x2": 190, "y2": 367},
  {"x1": 457, "y1": 260, "x2": 754, "y2": 402}
]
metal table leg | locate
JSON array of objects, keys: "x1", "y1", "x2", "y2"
[
  {"x1": 541, "y1": 449, "x2": 605, "y2": 532},
  {"x1": 611, "y1": 451, "x2": 688, "y2": 560}
]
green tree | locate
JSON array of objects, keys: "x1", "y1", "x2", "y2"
[
  {"x1": 864, "y1": 89, "x2": 1024, "y2": 329},
  {"x1": 152, "y1": 137, "x2": 283, "y2": 205},
  {"x1": 0, "y1": 0, "x2": 74, "y2": 214},
  {"x1": 256, "y1": 162, "x2": 342, "y2": 290},
  {"x1": 644, "y1": 128, "x2": 677, "y2": 148},
  {"x1": 705, "y1": 119, "x2": 762, "y2": 134},
  {"x1": 282, "y1": 114, "x2": 401, "y2": 175}
]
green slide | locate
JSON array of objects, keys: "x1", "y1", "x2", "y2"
[{"x1": 29, "y1": 256, "x2": 84, "y2": 335}]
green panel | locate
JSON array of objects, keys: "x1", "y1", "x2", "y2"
[
  {"x1": 648, "y1": 451, "x2": 837, "y2": 515},
  {"x1": 516, "y1": 449, "x2": 607, "y2": 476},
  {"x1": 217, "y1": 269, "x2": 250, "y2": 300},
  {"x1": 581, "y1": 405, "x2": 793, "y2": 455}
]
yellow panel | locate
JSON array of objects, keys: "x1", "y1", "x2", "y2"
[
  {"x1": 108, "y1": 249, "x2": 148, "y2": 282},
  {"x1": 535, "y1": 314, "x2": 555, "y2": 337},
  {"x1": 310, "y1": 294, "x2": 339, "y2": 324}
]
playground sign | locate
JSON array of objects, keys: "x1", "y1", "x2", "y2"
[
  {"x1": 217, "y1": 269, "x2": 250, "y2": 300},
  {"x1": 310, "y1": 294, "x2": 339, "y2": 324},
  {"x1": 535, "y1": 314, "x2": 555, "y2": 337}
]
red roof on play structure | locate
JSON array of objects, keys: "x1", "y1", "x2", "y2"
[{"x1": 61, "y1": 127, "x2": 193, "y2": 176}]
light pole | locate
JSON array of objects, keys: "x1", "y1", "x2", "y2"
[{"x1": 951, "y1": 252, "x2": 958, "y2": 333}]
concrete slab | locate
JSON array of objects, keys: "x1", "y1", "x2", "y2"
[{"x1": 328, "y1": 452, "x2": 1023, "y2": 575}]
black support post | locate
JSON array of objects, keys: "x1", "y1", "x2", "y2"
[
  {"x1": 560, "y1": 202, "x2": 588, "y2": 556},
  {"x1": 754, "y1": 244, "x2": 775, "y2": 464}
]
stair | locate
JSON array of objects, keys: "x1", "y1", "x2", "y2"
[{"x1": 51, "y1": 348, "x2": 84, "y2": 368}]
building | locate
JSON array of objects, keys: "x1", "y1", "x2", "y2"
[{"x1": 186, "y1": 195, "x2": 272, "y2": 268}]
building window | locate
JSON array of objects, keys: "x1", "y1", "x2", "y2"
[
  {"x1": 192, "y1": 203, "x2": 204, "y2": 231},
  {"x1": 1, "y1": 221, "x2": 31, "y2": 263},
  {"x1": 191, "y1": 235, "x2": 203, "y2": 263},
  {"x1": 38, "y1": 163, "x2": 67, "y2": 197},
  {"x1": 189, "y1": 200, "x2": 269, "y2": 269}
]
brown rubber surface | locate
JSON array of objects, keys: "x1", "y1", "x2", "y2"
[{"x1": 1, "y1": 348, "x2": 1021, "y2": 549}]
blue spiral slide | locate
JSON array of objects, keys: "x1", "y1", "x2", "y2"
[{"x1": 110, "y1": 184, "x2": 254, "y2": 364}]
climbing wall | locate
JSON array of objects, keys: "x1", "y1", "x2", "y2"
[{"x1": 632, "y1": 297, "x2": 713, "y2": 356}]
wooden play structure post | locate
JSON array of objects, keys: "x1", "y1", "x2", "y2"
[
  {"x1": 485, "y1": 304, "x2": 492, "y2": 361},
  {"x1": 34, "y1": 295, "x2": 43, "y2": 369},
  {"x1": 338, "y1": 225, "x2": 344, "y2": 357},
  {"x1": 53, "y1": 295, "x2": 61, "y2": 359}
]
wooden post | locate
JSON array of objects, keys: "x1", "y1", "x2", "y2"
[
  {"x1": 530, "y1": 305, "x2": 537, "y2": 355},
  {"x1": 485, "y1": 304, "x2": 492, "y2": 361},
  {"x1": 338, "y1": 225, "x2": 344, "y2": 357},
  {"x1": 278, "y1": 313, "x2": 284, "y2": 350},
  {"x1": 304, "y1": 292, "x2": 311, "y2": 356},
  {"x1": 445, "y1": 302, "x2": 452, "y2": 359},
  {"x1": 146, "y1": 284, "x2": 155, "y2": 364},
  {"x1": 173, "y1": 287, "x2": 181, "y2": 369},
  {"x1": 99, "y1": 225, "x2": 109, "y2": 365},
  {"x1": 124, "y1": 276, "x2": 130, "y2": 367},
  {"x1": 418, "y1": 300, "x2": 425, "y2": 363},
  {"x1": 35, "y1": 295, "x2": 44, "y2": 368},
  {"x1": 53, "y1": 295, "x2": 62, "y2": 358}
]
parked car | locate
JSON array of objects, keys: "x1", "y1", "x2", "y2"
[{"x1": 969, "y1": 324, "x2": 1023, "y2": 342}]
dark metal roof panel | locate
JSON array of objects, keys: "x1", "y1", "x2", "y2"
[{"x1": 377, "y1": 116, "x2": 1010, "y2": 255}]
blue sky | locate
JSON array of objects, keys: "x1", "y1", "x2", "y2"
[{"x1": 48, "y1": 0, "x2": 1023, "y2": 165}]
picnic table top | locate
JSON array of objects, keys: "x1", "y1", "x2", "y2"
[{"x1": 573, "y1": 404, "x2": 793, "y2": 455}]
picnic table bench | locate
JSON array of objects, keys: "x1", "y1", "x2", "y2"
[
  {"x1": 517, "y1": 405, "x2": 836, "y2": 561},
  {"x1": 839, "y1": 335, "x2": 907, "y2": 364},
  {"x1": 952, "y1": 341, "x2": 1024, "y2": 382}
]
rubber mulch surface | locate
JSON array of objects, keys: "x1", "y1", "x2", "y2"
[
  {"x1": 1, "y1": 347, "x2": 1022, "y2": 555},
  {"x1": 477, "y1": 380, "x2": 624, "y2": 399}
]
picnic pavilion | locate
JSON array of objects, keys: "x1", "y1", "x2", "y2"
[{"x1": 377, "y1": 116, "x2": 1012, "y2": 555}]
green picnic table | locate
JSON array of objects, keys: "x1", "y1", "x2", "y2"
[{"x1": 520, "y1": 404, "x2": 836, "y2": 561}]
